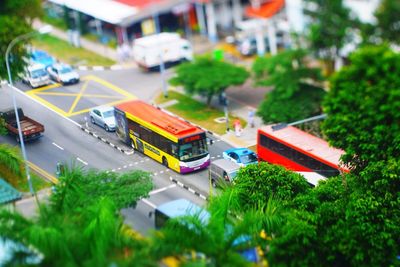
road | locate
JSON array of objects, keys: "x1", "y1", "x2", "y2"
[{"x1": 1, "y1": 67, "x2": 234, "y2": 235}]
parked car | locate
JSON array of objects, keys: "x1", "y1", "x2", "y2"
[
  {"x1": 222, "y1": 148, "x2": 258, "y2": 167},
  {"x1": 46, "y1": 63, "x2": 80, "y2": 85},
  {"x1": 22, "y1": 63, "x2": 51, "y2": 88},
  {"x1": 30, "y1": 50, "x2": 56, "y2": 67},
  {"x1": 89, "y1": 106, "x2": 116, "y2": 132},
  {"x1": 209, "y1": 159, "x2": 240, "y2": 188}
]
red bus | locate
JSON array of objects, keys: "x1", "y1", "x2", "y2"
[
  {"x1": 257, "y1": 125, "x2": 347, "y2": 177},
  {"x1": 115, "y1": 100, "x2": 210, "y2": 173}
]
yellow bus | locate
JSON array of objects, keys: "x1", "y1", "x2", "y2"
[{"x1": 115, "y1": 100, "x2": 210, "y2": 173}]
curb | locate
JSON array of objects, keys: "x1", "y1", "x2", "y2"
[
  {"x1": 169, "y1": 176, "x2": 208, "y2": 201},
  {"x1": 77, "y1": 65, "x2": 127, "y2": 71},
  {"x1": 79, "y1": 125, "x2": 134, "y2": 155}
]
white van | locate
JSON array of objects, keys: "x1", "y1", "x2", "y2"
[
  {"x1": 22, "y1": 63, "x2": 51, "y2": 88},
  {"x1": 132, "y1": 32, "x2": 193, "y2": 71}
]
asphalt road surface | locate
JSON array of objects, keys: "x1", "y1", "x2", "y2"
[{"x1": 1, "y1": 68, "x2": 234, "y2": 235}]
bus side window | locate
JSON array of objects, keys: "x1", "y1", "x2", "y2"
[{"x1": 171, "y1": 144, "x2": 178, "y2": 157}]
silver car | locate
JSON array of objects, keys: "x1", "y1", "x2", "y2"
[
  {"x1": 89, "y1": 106, "x2": 116, "y2": 132},
  {"x1": 209, "y1": 159, "x2": 240, "y2": 188}
]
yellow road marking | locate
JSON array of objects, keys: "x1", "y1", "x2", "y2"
[
  {"x1": 68, "y1": 97, "x2": 136, "y2": 116},
  {"x1": 28, "y1": 161, "x2": 58, "y2": 184},
  {"x1": 27, "y1": 93, "x2": 70, "y2": 117},
  {"x1": 27, "y1": 75, "x2": 137, "y2": 117},
  {"x1": 34, "y1": 92, "x2": 124, "y2": 99},
  {"x1": 26, "y1": 83, "x2": 61, "y2": 94},
  {"x1": 68, "y1": 79, "x2": 90, "y2": 115},
  {"x1": 83, "y1": 75, "x2": 136, "y2": 98}
]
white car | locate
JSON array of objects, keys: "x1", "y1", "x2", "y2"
[
  {"x1": 22, "y1": 63, "x2": 51, "y2": 88},
  {"x1": 47, "y1": 63, "x2": 80, "y2": 85},
  {"x1": 89, "y1": 106, "x2": 116, "y2": 132}
]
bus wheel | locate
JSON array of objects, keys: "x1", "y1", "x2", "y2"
[
  {"x1": 162, "y1": 157, "x2": 168, "y2": 168},
  {"x1": 211, "y1": 179, "x2": 217, "y2": 188}
]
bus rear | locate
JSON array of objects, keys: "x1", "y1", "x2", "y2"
[{"x1": 257, "y1": 125, "x2": 346, "y2": 177}]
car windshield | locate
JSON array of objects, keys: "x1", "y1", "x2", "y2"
[
  {"x1": 178, "y1": 139, "x2": 208, "y2": 161},
  {"x1": 229, "y1": 170, "x2": 238, "y2": 180},
  {"x1": 60, "y1": 67, "x2": 72, "y2": 74},
  {"x1": 239, "y1": 153, "x2": 257, "y2": 164},
  {"x1": 102, "y1": 110, "x2": 114, "y2": 118},
  {"x1": 31, "y1": 69, "x2": 47, "y2": 78}
]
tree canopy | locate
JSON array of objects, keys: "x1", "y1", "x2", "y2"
[
  {"x1": 0, "y1": 0, "x2": 42, "y2": 80},
  {"x1": 253, "y1": 49, "x2": 326, "y2": 124},
  {"x1": 0, "y1": 166, "x2": 154, "y2": 266},
  {"x1": 374, "y1": 0, "x2": 400, "y2": 45},
  {"x1": 322, "y1": 45, "x2": 400, "y2": 171},
  {"x1": 303, "y1": 0, "x2": 355, "y2": 73},
  {"x1": 170, "y1": 57, "x2": 249, "y2": 105}
]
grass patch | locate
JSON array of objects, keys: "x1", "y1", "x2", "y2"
[
  {"x1": 17, "y1": 172, "x2": 52, "y2": 193},
  {"x1": 155, "y1": 90, "x2": 246, "y2": 135},
  {"x1": 0, "y1": 167, "x2": 51, "y2": 193},
  {"x1": 31, "y1": 35, "x2": 116, "y2": 67}
]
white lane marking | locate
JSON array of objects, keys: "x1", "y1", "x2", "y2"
[
  {"x1": 52, "y1": 142, "x2": 64, "y2": 150},
  {"x1": 149, "y1": 184, "x2": 176, "y2": 195},
  {"x1": 141, "y1": 198, "x2": 156, "y2": 208},
  {"x1": 76, "y1": 157, "x2": 88, "y2": 165}
]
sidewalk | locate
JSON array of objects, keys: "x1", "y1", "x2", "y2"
[{"x1": 33, "y1": 21, "x2": 269, "y2": 148}]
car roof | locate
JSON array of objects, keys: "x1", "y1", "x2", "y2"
[
  {"x1": 225, "y1": 148, "x2": 255, "y2": 156},
  {"x1": 27, "y1": 63, "x2": 46, "y2": 71},
  {"x1": 93, "y1": 106, "x2": 114, "y2": 112},
  {"x1": 51, "y1": 63, "x2": 71, "y2": 69},
  {"x1": 211, "y1": 159, "x2": 240, "y2": 172},
  {"x1": 32, "y1": 50, "x2": 50, "y2": 57}
]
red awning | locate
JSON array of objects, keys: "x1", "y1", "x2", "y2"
[
  {"x1": 245, "y1": 0, "x2": 285, "y2": 18},
  {"x1": 114, "y1": 0, "x2": 163, "y2": 9}
]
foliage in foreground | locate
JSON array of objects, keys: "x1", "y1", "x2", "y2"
[
  {"x1": 322, "y1": 45, "x2": 400, "y2": 171},
  {"x1": 0, "y1": 166, "x2": 154, "y2": 267}
]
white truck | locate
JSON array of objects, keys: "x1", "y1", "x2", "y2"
[{"x1": 132, "y1": 32, "x2": 193, "y2": 71}]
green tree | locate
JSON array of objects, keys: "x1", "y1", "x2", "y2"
[
  {"x1": 0, "y1": 144, "x2": 24, "y2": 187},
  {"x1": 170, "y1": 57, "x2": 249, "y2": 105},
  {"x1": 303, "y1": 0, "x2": 355, "y2": 74},
  {"x1": 322, "y1": 46, "x2": 400, "y2": 171},
  {"x1": 0, "y1": 0, "x2": 43, "y2": 24},
  {"x1": 233, "y1": 162, "x2": 311, "y2": 209},
  {"x1": 149, "y1": 189, "x2": 278, "y2": 267},
  {"x1": 375, "y1": 0, "x2": 400, "y2": 45},
  {"x1": 0, "y1": 166, "x2": 154, "y2": 266},
  {"x1": 253, "y1": 50, "x2": 326, "y2": 124},
  {"x1": 0, "y1": 0, "x2": 43, "y2": 80}
]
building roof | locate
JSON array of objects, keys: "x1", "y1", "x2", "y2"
[
  {"x1": 48, "y1": 0, "x2": 191, "y2": 26},
  {"x1": 115, "y1": 100, "x2": 204, "y2": 140},
  {"x1": 0, "y1": 179, "x2": 22, "y2": 205},
  {"x1": 245, "y1": 0, "x2": 285, "y2": 19},
  {"x1": 259, "y1": 125, "x2": 346, "y2": 169},
  {"x1": 48, "y1": 0, "x2": 138, "y2": 25}
]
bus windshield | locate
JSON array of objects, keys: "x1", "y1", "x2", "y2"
[{"x1": 179, "y1": 139, "x2": 208, "y2": 161}]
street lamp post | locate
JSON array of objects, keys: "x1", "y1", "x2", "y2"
[
  {"x1": 5, "y1": 25, "x2": 52, "y2": 197},
  {"x1": 152, "y1": 8, "x2": 168, "y2": 98}
]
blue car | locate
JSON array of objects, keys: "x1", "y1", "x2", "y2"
[
  {"x1": 30, "y1": 50, "x2": 55, "y2": 67},
  {"x1": 222, "y1": 148, "x2": 258, "y2": 167}
]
